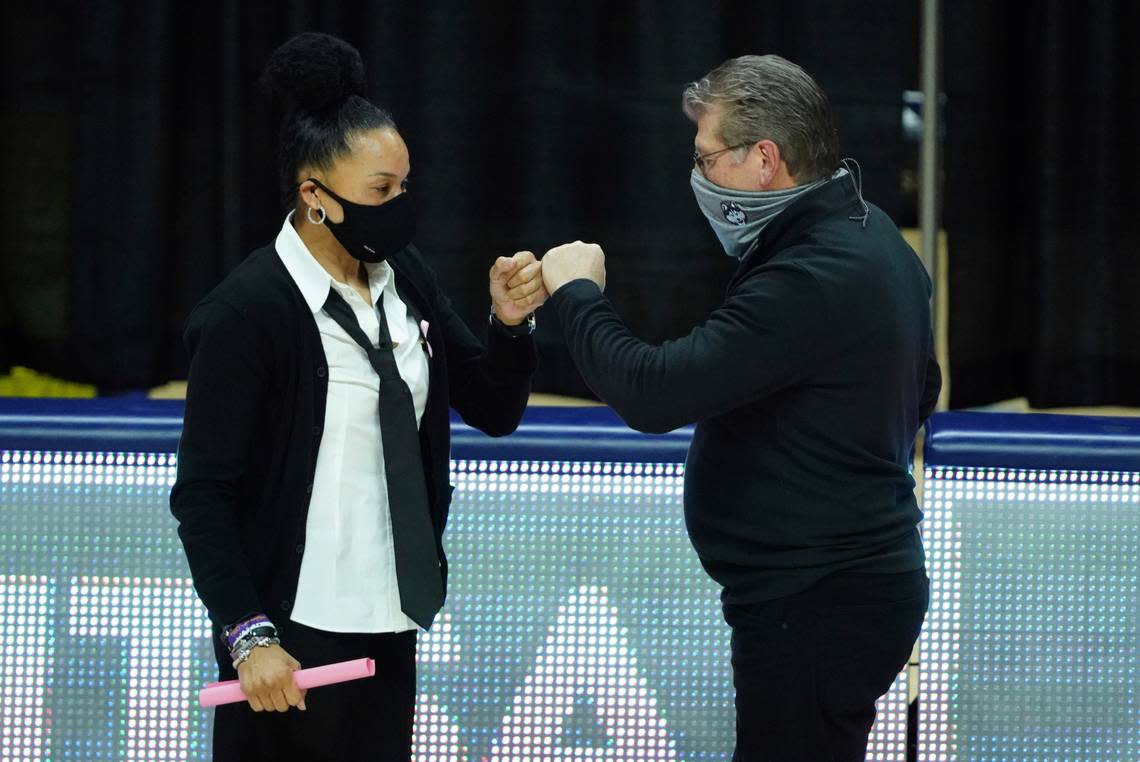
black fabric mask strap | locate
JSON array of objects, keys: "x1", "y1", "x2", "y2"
[{"x1": 306, "y1": 177, "x2": 348, "y2": 207}]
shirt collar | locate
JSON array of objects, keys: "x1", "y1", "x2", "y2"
[{"x1": 275, "y1": 212, "x2": 393, "y2": 313}]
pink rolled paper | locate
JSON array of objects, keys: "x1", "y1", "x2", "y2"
[{"x1": 198, "y1": 657, "x2": 376, "y2": 708}]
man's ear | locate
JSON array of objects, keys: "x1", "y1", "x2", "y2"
[{"x1": 754, "y1": 140, "x2": 782, "y2": 187}]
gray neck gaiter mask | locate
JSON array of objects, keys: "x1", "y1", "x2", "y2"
[{"x1": 690, "y1": 167, "x2": 844, "y2": 259}]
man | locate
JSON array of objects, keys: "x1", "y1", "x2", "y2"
[{"x1": 537, "y1": 55, "x2": 942, "y2": 760}]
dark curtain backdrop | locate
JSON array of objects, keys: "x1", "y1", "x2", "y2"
[
  {"x1": 1, "y1": 0, "x2": 920, "y2": 395},
  {"x1": 945, "y1": 1, "x2": 1140, "y2": 408}
]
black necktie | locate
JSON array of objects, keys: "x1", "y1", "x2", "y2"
[{"x1": 321, "y1": 286, "x2": 443, "y2": 629}]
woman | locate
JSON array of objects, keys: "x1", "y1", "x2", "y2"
[{"x1": 170, "y1": 32, "x2": 546, "y2": 760}]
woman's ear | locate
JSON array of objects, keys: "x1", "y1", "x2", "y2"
[
  {"x1": 298, "y1": 178, "x2": 321, "y2": 211},
  {"x1": 298, "y1": 175, "x2": 345, "y2": 223}
]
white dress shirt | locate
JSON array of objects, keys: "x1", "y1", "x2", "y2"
[{"x1": 275, "y1": 213, "x2": 429, "y2": 634}]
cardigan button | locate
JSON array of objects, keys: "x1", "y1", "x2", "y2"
[
  {"x1": 295, "y1": 543, "x2": 305, "y2": 555},
  {"x1": 311, "y1": 426, "x2": 321, "y2": 437},
  {"x1": 305, "y1": 483, "x2": 313, "y2": 495},
  {"x1": 280, "y1": 599, "x2": 292, "y2": 612},
  {"x1": 316, "y1": 366, "x2": 327, "y2": 378}
]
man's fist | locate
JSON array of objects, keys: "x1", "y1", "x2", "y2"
[{"x1": 541, "y1": 241, "x2": 606, "y2": 295}]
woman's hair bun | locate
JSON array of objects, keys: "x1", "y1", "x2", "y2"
[{"x1": 262, "y1": 32, "x2": 368, "y2": 114}]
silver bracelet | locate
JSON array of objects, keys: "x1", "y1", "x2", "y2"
[{"x1": 231, "y1": 635, "x2": 281, "y2": 669}]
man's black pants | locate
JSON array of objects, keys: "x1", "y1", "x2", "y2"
[{"x1": 727, "y1": 569, "x2": 929, "y2": 762}]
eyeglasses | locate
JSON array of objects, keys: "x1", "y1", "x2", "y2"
[{"x1": 692, "y1": 143, "x2": 751, "y2": 176}]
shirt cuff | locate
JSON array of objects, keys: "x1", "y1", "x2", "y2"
[{"x1": 548, "y1": 279, "x2": 606, "y2": 318}]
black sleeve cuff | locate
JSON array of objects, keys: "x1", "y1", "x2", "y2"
[
  {"x1": 490, "y1": 310, "x2": 536, "y2": 338},
  {"x1": 547, "y1": 279, "x2": 606, "y2": 320}
]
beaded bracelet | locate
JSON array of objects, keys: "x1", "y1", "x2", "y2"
[
  {"x1": 228, "y1": 624, "x2": 279, "y2": 664},
  {"x1": 231, "y1": 635, "x2": 281, "y2": 669}
]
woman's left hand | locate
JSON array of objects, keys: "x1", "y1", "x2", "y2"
[{"x1": 490, "y1": 251, "x2": 547, "y2": 325}]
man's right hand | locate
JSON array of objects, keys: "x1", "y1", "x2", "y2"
[
  {"x1": 541, "y1": 241, "x2": 607, "y2": 295},
  {"x1": 237, "y1": 643, "x2": 307, "y2": 712}
]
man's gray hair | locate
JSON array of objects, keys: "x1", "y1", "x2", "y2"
[{"x1": 683, "y1": 55, "x2": 840, "y2": 183}]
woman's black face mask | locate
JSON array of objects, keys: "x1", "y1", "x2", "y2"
[{"x1": 307, "y1": 178, "x2": 416, "y2": 263}]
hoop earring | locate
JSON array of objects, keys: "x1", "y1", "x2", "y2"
[{"x1": 307, "y1": 206, "x2": 327, "y2": 225}]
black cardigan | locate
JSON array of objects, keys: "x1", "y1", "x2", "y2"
[
  {"x1": 548, "y1": 177, "x2": 941, "y2": 604},
  {"x1": 170, "y1": 242, "x2": 536, "y2": 659}
]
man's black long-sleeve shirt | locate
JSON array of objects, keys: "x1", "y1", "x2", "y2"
[{"x1": 549, "y1": 178, "x2": 941, "y2": 603}]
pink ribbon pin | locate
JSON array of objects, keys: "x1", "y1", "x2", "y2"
[{"x1": 420, "y1": 320, "x2": 433, "y2": 358}]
